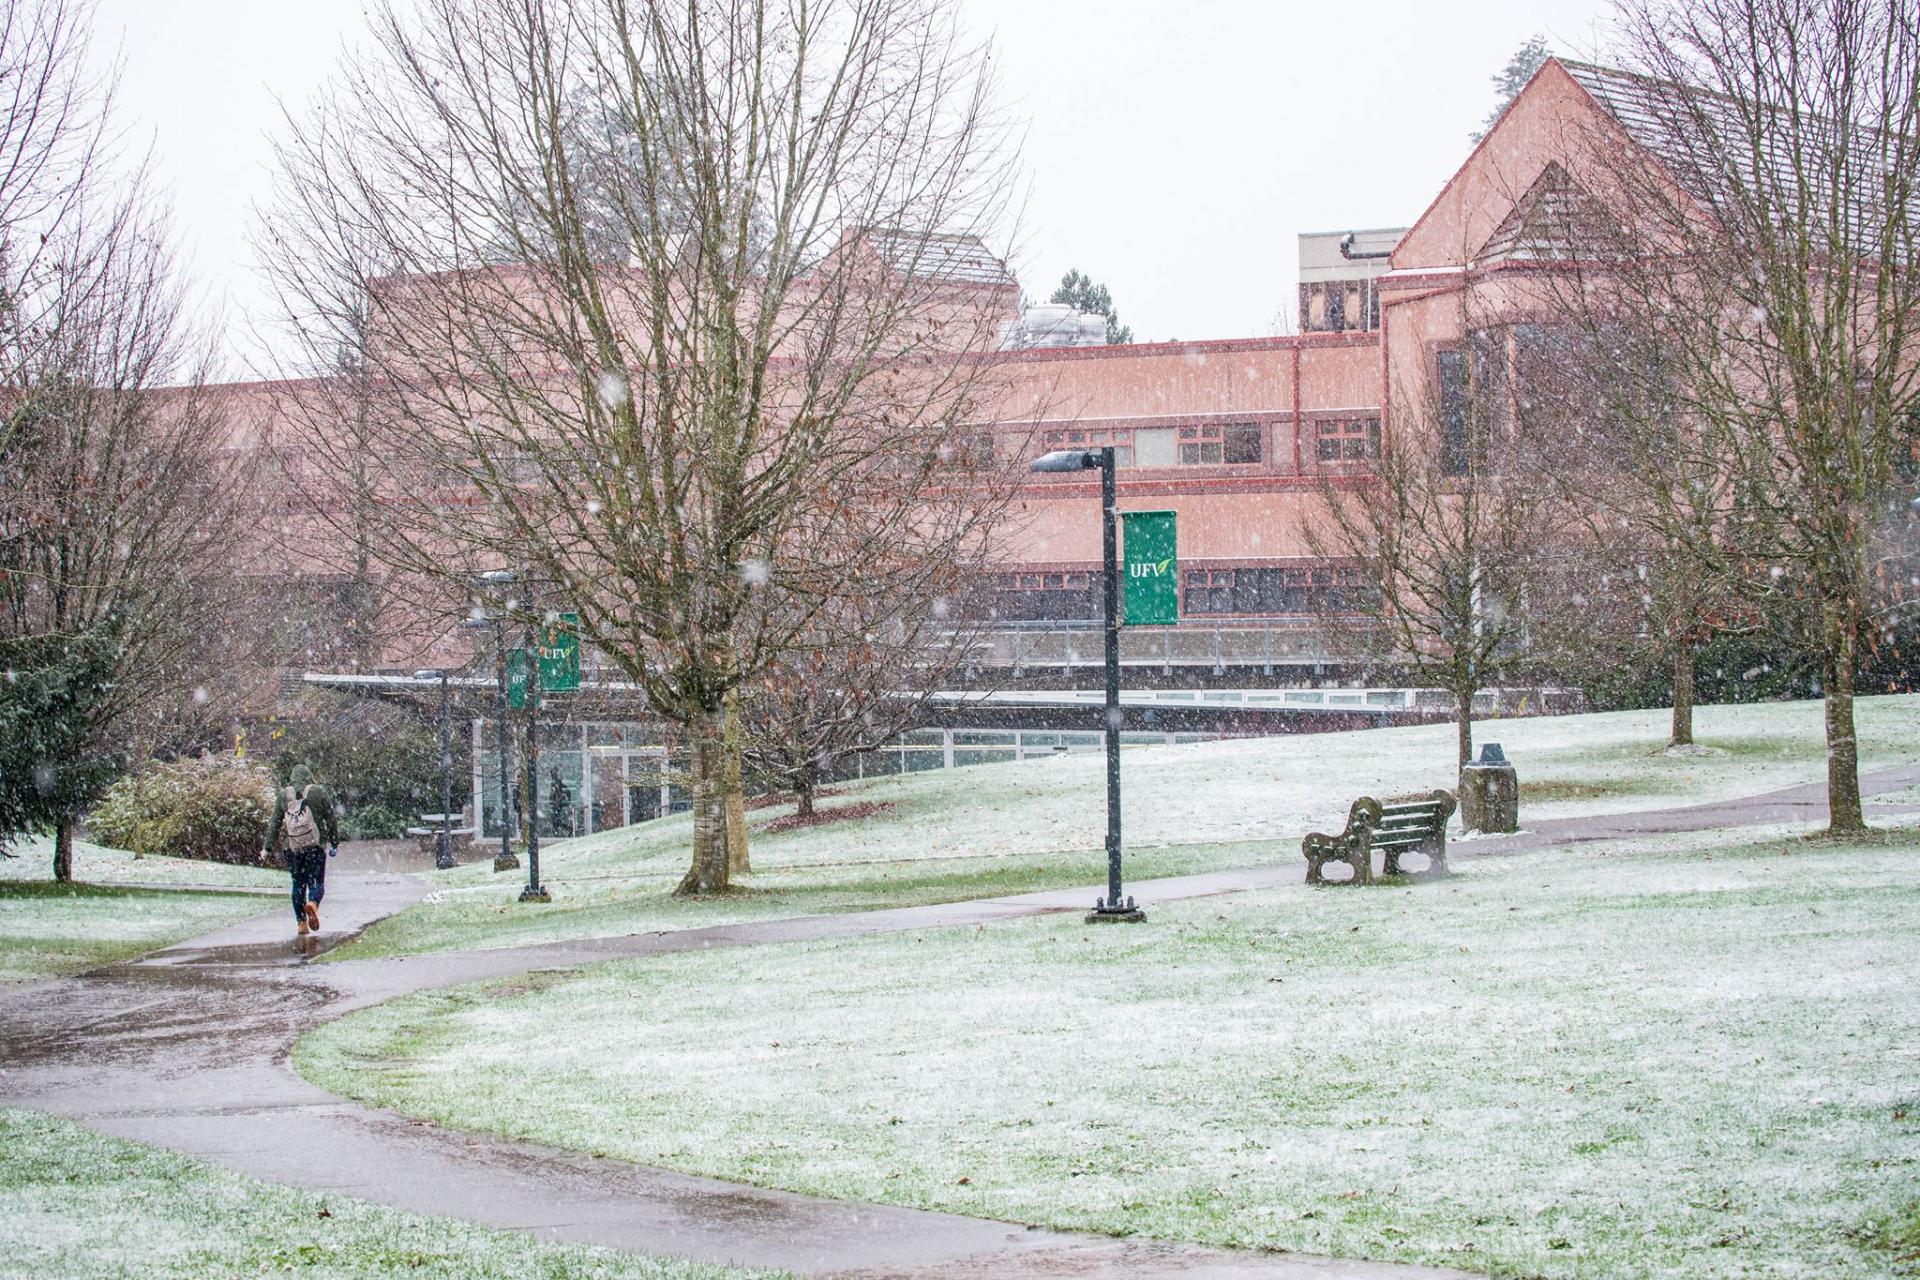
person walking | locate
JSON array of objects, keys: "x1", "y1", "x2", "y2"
[{"x1": 261, "y1": 763, "x2": 340, "y2": 936}]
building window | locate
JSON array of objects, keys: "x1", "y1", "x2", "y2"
[
  {"x1": 1040, "y1": 427, "x2": 1132, "y2": 467},
  {"x1": 1438, "y1": 348, "x2": 1470, "y2": 476},
  {"x1": 1177, "y1": 422, "x2": 1262, "y2": 465},
  {"x1": 1181, "y1": 566, "x2": 1378, "y2": 616},
  {"x1": 1315, "y1": 417, "x2": 1381, "y2": 461},
  {"x1": 985, "y1": 571, "x2": 1098, "y2": 621},
  {"x1": 1182, "y1": 569, "x2": 1235, "y2": 614}
]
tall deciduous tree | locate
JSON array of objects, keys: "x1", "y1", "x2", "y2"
[
  {"x1": 0, "y1": 0, "x2": 248, "y2": 878},
  {"x1": 261, "y1": 0, "x2": 1023, "y2": 894},
  {"x1": 1504, "y1": 315, "x2": 1762, "y2": 750},
  {"x1": 1547, "y1": 0, "x2": 1920, "y2": 833}
]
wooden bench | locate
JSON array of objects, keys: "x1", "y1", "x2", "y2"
[
  {"x1": 1300, "y1": 789, "x2": 1456, "y2": 885},
  {"x1": 1370, "y1": 790, "x2": 1456, "y2": 878}
]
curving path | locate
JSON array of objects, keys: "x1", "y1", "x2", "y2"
[{"x1": 4, "y1": 766, "x2": 1918, "y2": 1278}]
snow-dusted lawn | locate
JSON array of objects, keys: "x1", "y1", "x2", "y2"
[
  {"x1": 0, "y1": 1108, "x2": 781, "y2": 1279},
  {"x1": 331, "y1": 696, "x2": 1920, "y2": 962},
  {"x1": 0, "y1": 835, "x2": 285, "y2": 888},
  {"x1": 300, "y1": 825, "x2": 1920, "y2": 1279},
  {"x1": 0, "y1": 882, "x2": 272, "y2": 984}
]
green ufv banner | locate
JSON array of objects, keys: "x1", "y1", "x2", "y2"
[
  {"x1": 536, "y1": 611, "x2": 581, "y2": 692},
  {"x1": 506, "y1": 647, "x2": 530, "y2": 710},
  {"x1": 1121, "y1": 510, "x2": 1178, "y2": 626}
]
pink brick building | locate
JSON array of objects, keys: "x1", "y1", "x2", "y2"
[{"x1": 239, "y1": 58, "x2": 1671, "y2": 686}]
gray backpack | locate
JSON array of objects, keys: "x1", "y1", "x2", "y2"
[{"x1": 281, "y1": 785, "x2": 321, "y2": 851}]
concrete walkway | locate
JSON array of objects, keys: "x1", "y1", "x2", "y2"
[{"x1": 4, "y1": 766, "x2": 1917, "y2": 1278}]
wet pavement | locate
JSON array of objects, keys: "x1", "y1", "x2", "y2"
[{"x1": 3, "y1": 766, "x2": 1916, "y2": 1277}]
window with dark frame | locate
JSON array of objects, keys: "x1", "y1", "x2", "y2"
[
  {"x1": 985, "y1": 571, "x2": 1098, "y2": 622},
  {"x1": 1176, "y1": 422, "x2": 1263, "y2": 465},
  {"x1": 1437, "y1": 347, "x2": 1470, "y2": 476},
  {"x1": 1040, "y1": 426, "x2": 1133, "y2": 467},
  {"x1": 1315, "y1": 417, "x2": 1381, "y2": 461}
]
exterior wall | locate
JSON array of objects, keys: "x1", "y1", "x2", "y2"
[{"x1": 988, "y1": 335, "x2": 1380, "y2": 611}]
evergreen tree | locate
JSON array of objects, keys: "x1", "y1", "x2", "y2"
[
  {"x1": 1049, "y1": 269, "x2": 1133, "y2": 344},
  {"x1": 1471, "y1": 35, "x2": 1551, "y2": 142},
  {"x1": 0, "y1": 626, "x2": 125, "y2": 862}
]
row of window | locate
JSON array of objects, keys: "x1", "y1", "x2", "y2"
[
  {"x1": 980, "y1": 565, "x2": 1375, "y2": 622},
  {"x1": 1035, "y1": 419, "x2": 1378, "y2": 469},
  {"x1": 1181, "y1": 566, "x2": 1378, "y2": 616}
]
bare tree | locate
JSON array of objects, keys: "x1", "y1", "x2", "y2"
[
  {"x1": 1537, "y1": 0, "x2": 1920, "y2": 832},
  {"x1": 741, "y1": 551, "x2": 983, "y2": 818},
  {"x1": 260, "y1": 0, "x2": 1023, "y2": 893},
  {"x1": 0, "y1": 0, "x2": 250, "y2": 878},
  {"x1": 1308, "y1": 316, "x2": 1560, "y2": 797},
  {"x1": 1503, "y1": 312, "x2": 1763, "y2": 749}
]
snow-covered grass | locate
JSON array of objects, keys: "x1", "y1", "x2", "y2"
[
  {"x1": 300, "y1": 824, "x2": 1920, "y2": 1280},
  {"x1": 0, "y1": 834, "x2": 285, "y2": 888},
  {"x1": 0, "y1": 1107, "x2": 781, "y2": 1280},
  {"x1": 329, "y1": 696, "x2": 1920, "y2": 962},
  {"x1": 0, "y1": 882, "x2": 272, "y2": 984}
]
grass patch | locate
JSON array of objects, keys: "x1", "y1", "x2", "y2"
[
  {"x1": 0, "y1": 835, "x2": 284, "y2": 888},
  {"x1": 330, "y1": 696, "x2": 1920, "y2": 962},
  {"x1": 301, "y1": 829, "x2": 1920, "y2": 1280},
  {"x1": 328, "y1": 840, "x2": 1261, "y2": 962},
  {"x1": 1521, "y1": 777, "x2": 1647, "y2": 804},
  {"x1": 0, "y1": 1107, "x2": 780, "y2": 1279},
  {"x1": 0, "y1": 881, "x2": 271, "y2": 984}
]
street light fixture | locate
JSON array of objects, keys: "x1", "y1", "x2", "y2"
[
  {"x1": 1029, "y1": 445, "x2": 1144, "y2": 922},
  {"x1": 414, "y1": 668, "x2": 455, "y2": 870}
]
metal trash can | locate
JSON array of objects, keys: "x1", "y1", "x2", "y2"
[{"x1": 1460, "y1": 741, "x2": 1519, "y2": 833}]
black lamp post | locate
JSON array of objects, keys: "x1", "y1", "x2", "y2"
[
  {"x1": 1029, "y1": 445, "x2": 1144, "y2": 923},
  {"x1": 463, "y1": 570, "x2": 519, "y2": 873},
  {"x1": 519, "y1": 621, "x2": 549, "y2": 903},
  {"x1": 413, "y1": 668, "x2": 455, "y2": 870}
]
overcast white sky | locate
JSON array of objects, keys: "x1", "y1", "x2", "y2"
[{"x1": 93, "y1": 0, "x2": 1615, "y2": 372}]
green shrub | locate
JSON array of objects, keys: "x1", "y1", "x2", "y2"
[
  {"x1": 264, "y1": 697, "x2": 467, "y2": 826},
  {"x1": 342, "y1": 803, "x2": 409, "y2": 841},
  {"x1": 88, "y1": 758, "x2": 275, "y2": 864}
]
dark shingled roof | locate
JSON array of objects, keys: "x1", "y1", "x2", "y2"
[
  {"x1": 863, "y1": 229, "x2": 1016, "y2": 288},
  {"x1": 1558, "y1": 57, "x2": 1912, "y2": 255}
]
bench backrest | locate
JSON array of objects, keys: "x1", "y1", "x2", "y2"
[{"x1": 1371, "y1": 797, "x2": 1450, "y2": 849}]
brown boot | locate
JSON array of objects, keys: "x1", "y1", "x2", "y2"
[
  {"x1": 296, "y1": 914, "x2": 310, "y2": 937},
  {"x1": 304, "y1": 901, "x2": 320, "y2": 933}
]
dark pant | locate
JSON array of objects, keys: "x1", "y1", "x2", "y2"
[{"x1": 286, "y1": 845, "x2": 326, "y2": 920}]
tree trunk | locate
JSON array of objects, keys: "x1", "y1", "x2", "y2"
[
  {"x1": 675, "y1": 709, "x2": 731, "y2": 895},
  {"x1": 722, "y1": 690, "x2": 749, "y2": 876},
  {"x1": 794, "y1": 765, "x2": 817, "y2": 818},
  {"x1": 1823, "y1": 622, "x2": 1865, "y2": 836},
  {"x1": 1670, "y1": 640, "x2": 1695, "y2": 748},
  {"x1": 53, "y1": 821, "x2": 73, "y2": 883},
  {"x1": 1455, "y1": 687, "x2": 1475, "y2": 774}
]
